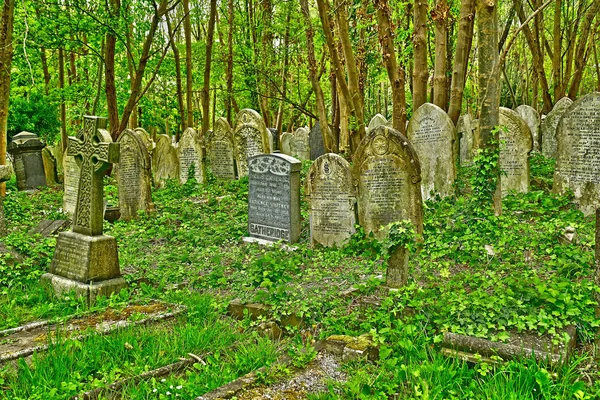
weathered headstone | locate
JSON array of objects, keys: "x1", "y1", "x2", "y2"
[
  {"x1": 499, "y1": 107, "x2": 533, "y2": 196},
  {"x1": 152, "y1": 134, "x2": 179, "y2": 188},
  {"x1": 8, "y1": 131, "x2": 47, "y2": 191},
  {"x1": 456, "y1": 114, "x2": 476, "y2": 166},
  {"x1": 290, "y1": 127, "x2": 310, "y2": 161},
  {"x1": 367, "y1": 114, "x2": 390, "y2": 133},
  {"x1": 542, "y1": 97, "x2": 573, "y2": 158},
  {"x1": 206, "y1": 117, "x2": 236, "y2": 179},
  {"x1": 42, "y1": 147, "x2": 58, "y2": 185},
  {"x1": 268, "y1": 128, "x2": 279, "y2": 152},
  {"x1": 116, "y1": 129, "x2": 154, "y2": 220},
  {"x1": 406, "y1": 103, "x2": 456, "y2": 200},
  {"x1": 134, "y1": 127, "x2": 155, "y2": 156},
  {"x1": 280, "y1": 132, "x2": 293, "y2": 156},
  {"x1": 0, "y1": 165, "x2": 13, "y2": 236},
  {"x1": 353, "y1": 125, "x2": 424, "y2": 239},
  {"x1": 63, "y1": 152, "x2": 81, "y2": 216},
  {"x1": 42, "y1": 116, "x2": 126, "y2": 303},
  {"x1": 516, "y1": 105, "x2": 541, "y2": 152},
  {"x1": 245, "y1": 153, "x2": 301, "y2": 244},
  {"x1": 310, "y1": 122, "x2": 325, "y2": 160},
  {"x1": 233, "y1": 109, "x2": 271, "y2": 177},
  {"x1": 307, "y1": 154, "x2": 355, "y2": 247},
  {"x1": 51, "y1": 141, "x2": 64, "y2": 183},
  {"x1": 178, "y1": 127, "x2": 204, "y2": 184},
  {"x1": 553, "y1": 92, "x2": 600, "y2": 215}
]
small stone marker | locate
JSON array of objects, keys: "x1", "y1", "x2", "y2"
[
  {"x1": 456, "y1": 114, "x2": 476, "y2": 166},
  {"x1": 542, "y1": 97, "x2": 573, "y2": 158},
  {"x1": 307, "y1": 153, "x2": 355, "y2": 247},
  {"x1": 353, "y1": 125, "x2": 424, "y2": 239},
  {"x1": 367, "y1": 114, "x2": 390, "y2": 133},
  {"x1": 0, "y1": 164, "x2": 13, "y2": 236},
  {"x1": 41, "y1": 147, "x2": 58, "y2": 185},
  {"x1": 233, "y1": 109, "x2": 271, "y2": 177},
  {"x1": 280, "y1": 132, "x2": 293, "y2": 156},
  {"x1": 516, "y1": 105, "x2": 541, "y2": 152},
  {"x1": 290, "y1": 127, "x2": 310, "y2": 161},
  {"x1": 553, "y1": 92, "x2": 600, "y2": 215},
  {"x1": 63, "y1": 152, "x2": 81, "y2": 216},
  {"x1": 205, "y1": 117, "x2": 236, "y2": 179},
  {"x1": 406, "y1": 103, "x2": 456, "y2": 200},
  {"x1": 152, "y1": 134, "x2": 179, "y2": 188},
  {"x1": 8, "y1": 131, "x2": 47, "y2": 191},
  {"x1": 116, "y1": 129, "x2": 154, "y2": 220},
  {"x1": 42, "y1": 116, "x2": 126, "y2": 303},
  {"x1": 499, "y1": 107, "x2": 533, "y2": 196},
  {"x1": 178, "y1": 127, "x2": 204, "y2": 184},
  {"x1": 310, "y1": 122, "x2": 325, "y2": 160},
  {"x1": 245, "y1": 153, "x2": 301, "y2": 244}
]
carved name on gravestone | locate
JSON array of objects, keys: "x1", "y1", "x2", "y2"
[
  {"x1": 206, "y1": 117, "x2": 235, "y2": 179},
  {"x1": 280, "y1": 132, "x2": 293, "y2": 156},
  {"x1": 407, "y1": 103, "x2": 456, "y2": 200},
  {"x1": 8, "y1": 132, "x2": 47, "y2": 191},
  {"x1": 499, "y1": 108, "x2": 533, "y2": 196},
  {"x1": 367, "y1": 114, "x2": 390, "y2": 133},
  {"x1": 353, "y1": 125, "x2": 424, "y2": 239},
  {"x1": 310, "y1": 122, "x2": 325, "y2": 160},
  {"x1": 116, "y1": 129, "x2": 154, "y2": 220},
  {"x1": 0, "y1": 165, "x2": 13, "y2": 236},
  {"x1": 178, "y1": 127, "x2": 204, "y2": 184},
  {"x1": 245, "y1": 154, "x2": 301, "y2": 244},
  {"x1": 516, "y1": 105, "x2": 541, "y2": 152},
  {"x1": 307, "y1": 153, "x2": 355, "y2": 247},
  {"x1": 42, "y1": 116, "x2": 126, "y2": 303},
  {"x1": 233, "y1": 109, "x2": 271, "y2": 177},
  {"x1": 42, "y1": 147, "x2": 58, "y2": 185},
  {"x1": 290, "y1": 127, "x2": 310, "y2": 161},
  {"x1": 542, "y1": 97, "x2": 573, "y2": 158},
  {"x1": 152, "y1": 134, "x2": 179, "y2": 188},
  {"x1": 457, "y1": 114, "x2": 476, "y2": 166},
  {"x1": 553, "y1": 92, "x2": 600, "y2": 215}
]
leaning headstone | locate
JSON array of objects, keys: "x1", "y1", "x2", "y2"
[
  {"x1": 152, "y1": 134, "x2": 179, "y2": 188},
  {"x1": 516, "y1": 105, "x2": 541, "y2": 152},
  {"x1": 542, "y1": 97, "x2": 573, "y2": 158},
  {"x1": 291, "y1": 127, "x2": 310, "y2": 161},
  {"x1": 307, "y1": 153, "x2": 355, "y2": 247},
  {"x1": 406, "y1": 103, "x2": 456, "y2": 200},
  {"x1": 310, "y1": 122, "x2": 325, "y2": 160},
  {"x1": 367, "y1": 114, "x2": 390, "y2": 133},
  {"x1": 7, "y1": 131, "x2": 47, "y2": 191},
  {"x1": 41, "y1": 116, "x2": 126, "y2": 303},
  {"x1": 51, "y1": 141, "x2": 64, "y2": 183},
  {"x1": 178, "y1": 127, "x2": 204, "y2": 184},
  {"x1": 0, "y1": 165, "x2": 13, "y2": 236},
  {"x1": 206, "y1": 117, "x2": 236, "y2": 179},
  {"x1": 353, "y1": 125, "x2": 424, "y2": 239},
  {"x1": 134, "y1": 127, "x2": 155, "y2": 156},
  {"x1": 457, "y1": 114, "x2": 476, "y2": 166},
  {"x1": 233, "y1": 109, "x2": 271, "y2": 177},
  {"x1": 553, "y1": 92, "x2": 600, "y2": 215},
  {"x1": 42, "y1": 147, "x2": 58, "y2": 185},
  {"x1": 268, "y1": 128, "x2": 279, "y2": 152},
  {"x1": 244, "y1": 153, "x2": 301, "y2": 244},
  {"x1": 499, "y1": 108, "x2": 533, "y2": 196},
  {"x1": 116, "y1": 129, "x2": 154, "y2": 220},
  {"x1": 280, "y1": 132, "x2": 293, "y2": 156},
  {"x1": 63, "y1": 152, "x2": 81, "y2": 216}
]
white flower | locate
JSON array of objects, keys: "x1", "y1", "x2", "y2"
[{"x1": 176, "y1": 386, "x2": 182, "y2": 390}]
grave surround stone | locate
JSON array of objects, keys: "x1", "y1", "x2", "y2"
[
  {"x1": 310, "y1": 122, "x2": 325, "y2": 160},
  {"x1": 206, "y1": 117, "x2": 236, "y2": 179},
  {"x1": 516, "y1": 105, "x2": 541, "y2": 152},
  {"x1": 8, "y1": 131, "x2": 47, "y2": 191},
  {"x1": 291, "y1": 127, "x2": 310, "y2": 161},
  {"x1": 178, "y1": 127, "x2": 204, "y2": 184},
  {"x1": 152, "y1": 134, "x2": 179, "y2": 188},
  {"x1": 499, "y1": 107, "x2": 533, "y2": 196},
  {"x1": 542, "y1": 97, "x2": 573, "y2": 158},
  {"x1": 233, "y1": 109, "x2": 271, "y2": 177}
]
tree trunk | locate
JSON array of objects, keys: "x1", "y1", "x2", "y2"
[
  {"x1": 432, "y1": 0, "x2": 448, "y2": 110},
  {"x1": 166, "y1": 12, "x2": 185, "y2": 136},
  {"x1": 59, "y1": 48, "x2": 67, "y2": 151},
  {"x1": 551, "y1": 0, "x2": 561, "y2": 100},
  {"x1": 226, "y1": 0, "x2": 234, "y2": 124},
  {"x1": 275, "y1": 11, "x2": 291, "y2": 135},
  {"x1": 567, "y1": 0, "x2": 600, "y2": 98},
  {"x1": 183, "y1": 0, "x2": 194, "y2": 129},
  {"x1": 105, "y1": 0, "x2": 120, "y2": 138},
  {"x1": 201, "y1": 0, "x2": 217, "y2": 136},
  {"x1": 413, "y1": 0, "x2": 428, "y2": 109},
  {"x1": 0, "y1": 0, "x2": 14, "y2": 196}
]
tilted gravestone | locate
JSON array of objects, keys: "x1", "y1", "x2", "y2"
[
  {"x1": 367, "y1": 114, "x2": 390, "y2": 133},
  {"x1": 406, "y1": 103, "x2": 456, "y2": 200},
  {"x1": 206, "y1": 117, "x2": 235, "y2": 180},
  {"x1": 457, "y1": 114, "x2": 476, "y2": 166},
  {"x1": 290, "y1": 127, "x2": 310, "y2": 161},
  {"x1": 8, "y1": 131, "x2": 47, "y2": 191},
  {"x1": 134, "y1": 127, "x2": 155, "y2": 156},
  {"x1": 268, "y1": 128, "x2": 279, "y2": 152},
  {"x1": 178, "y1": 127, "x2": 204, "y2": 184},
  {"x1": 542, "y1": 97, "x2": 573, "y2": 158},
  {"x1": 233, "y1": 109, "x2": 271, "y2": 177},
  {"x1": 245, "y1": 153, "x2": 301, "y2": 244},
  {"x1": 0, "y1": 165, "x2": 13, "y2": 236},
  {"x1": 553, "y1": 92, "x2": 600, "y2": 215},
  {"x1": 42, "y1": 116, "x2": 126, "y2": 303},
  {"x1": 310, "y1": 122, "x2": 325, "y2": 160},
  {"x1": 307, "y1": 153, "x2": 355, "y2": 247},
  {"x1": 280, "y1": 132, "x2": 293, "y2": 156},
  {"x1": 42, "y1": 147, "x2": 58, "y2": 185},
  {"x1": 499, "y1": 108, "x2": 533, "y2": 196},
  {"x1": 516, "y1": 105, "x2": 541, "y2": 152},
  {"x1": 116, "y1": 129, "x2": 154, "y2": 220},
  {"x1": 152, "y1": 134, "x2": 179, "y2": 188}
]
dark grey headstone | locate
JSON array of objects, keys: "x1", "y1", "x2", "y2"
[
  {"x1": 310, "y1": 122, "x2": 325, "y2": 161},
  {"x1": 268, "y1": 128, "x2": 279, "y2": 152},
  {"x1": 8, "y1": 131, "x2": 46, "y2": 190}
]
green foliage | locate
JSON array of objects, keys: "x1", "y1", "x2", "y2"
[
  {"x1": 7, "y1": 92, "x2": 61, "y2": 143},
  {"x1": 469, "y1": 132, "x2": 501, "y2": 215}
]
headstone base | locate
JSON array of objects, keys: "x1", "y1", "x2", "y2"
[
  {"x1": 40, "y1": 273, "x2": 127, "y2": 304},
  {"x1": 242, "y1": 236, "x2": 298, "y2": 251}
]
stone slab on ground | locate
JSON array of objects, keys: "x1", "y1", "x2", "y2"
[
  {"x1": 28, "y1": 219, "x2": 70, "y2": 237},
  {"x1": 227, "y1": 299, "x2": 304, "y2": 329}
]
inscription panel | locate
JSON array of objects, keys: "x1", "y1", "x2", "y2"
[
  {"x1": 63, "y1": 155, "x2": 81, "y2": 216},
  {"x1": 499, "y1": 108, "x2": 532, "y2": 195},
  {"x1": 50, "y1": 233, "x2": 90, "y2": 281}
]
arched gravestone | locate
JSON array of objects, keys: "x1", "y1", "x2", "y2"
[
  {"x1": 516, "y1": 105, "x2": 541, "y2": 152},
  {"x1": 291, "y1": 127, "x2": 310, "y2": 161},
  {"x1": 542, "y1": 97, "x2": 573, "y2": 158},
  {"x1": 553, "y1": 92, "x2": 600, "y2": 215},
  {"x1": 367, "y1": 114, "x2": 390, "y2": 133},
  {"x1": 406, "y1": 103, "x2": 456, "y2": 200},
  {"x1": 280, "y1": 132, "x2": 293, "y2": 156},
  {"x1": 307, "y1": 153, "x2": 355, "y2": 247},
  {"x1": 353, "y1": 125, "x2": 423, "y2": 239},
  {"x1": 205, "y1": 117, "x2": 236, "y2": 180},
  {"x1": 178, "y1": 127, "x2": 204, "y2": 184},
  {"x1": 152, "y1": 134, "x2": 179, "y2": 188},
  {"x1": 310, "y1": 122, "x2": 325, "y2": 160},
  {"x1": 456, "y1": 114, "x2": 476, "y2": 166},
  {"x1": 116, "y1": 129, "x2": 153, "y2": 220},
  {"x1": 233, "y1": 109, "x2": 271, "y2": 177},
  {"x1": 134, "y1": 127, "x2": 155, "y2": 156},
  {"x1": 499, "y1": 108, "x2": 533, "y2": 196}
]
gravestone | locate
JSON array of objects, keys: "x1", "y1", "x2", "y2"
[
  {"x1": 516, "y1": 105, "x2": 541, "y2": 152},
  {"x1": 152, "y1": 134, "x2": 179, "y2": 188},
  {"x1": 542, "y1": 97, "x2": 573, "y2": 158},
  {"x1": 406, "y1": 103, "x2": 456, "y2": 200},
  {"x1": 268, "y1": 128, "x2": 279, "y2": 152},
  {"x1": 310, "y1": 122, "x2": 325, "y2": 160},
  {"x1": 499, "y1": 108, "x2": 533, "y2": 195},
  {"x1": 457, "y1": 114, "x2": 476, "y2": 166},
  {"x1": 116, "y1": 129, "x2": 153, "y2": 220},
  {"x1": 291, "y1": 127, "x2": 310, "y2": 161},
  {"x1": 0, "y1": 165, "x2": 13, "y2": 236},
  {"x1": 178, "y1": 127, "x2": 204, "y2": 184},
  {"x1": 63, "y1": 153, "x2": 81, "y2": 216},
  {"x1": 307, "y1": 153, "x2": 355, "y2": 247},
  {"x1": 206, "y1": 117, "x2": 236, "y2": 179},
  {"x1": 8, "y1": 131, "x2": 47, "y2": 190},
  {"x1": 353, "y1": 125, "x2": 423, "y2": 239},
  {"x1": 280, "y1": 132, "x2": 293, "y2": 156},
  {"x1": 553, "y1": 92, "x2": 600, "y2": 215},
  {"x1": 42, "y1": 147, "x2": 58, "y2": 185},
  {"x1": 233, "y1": 109, "x2": 271, "y2": 177},
  {"x1": 367, "y1": 114, "x2": 390, "y2": 133},
  {"x1": 245, "y1": 153, "x2": 301, "y2": 244},
  {"x1": 42, "y1": 116, "x2": 126, "y2": 303},
  {"x1": 134, "y1": 127, "x2": 155, "y2": 155},
  {"x1": 51, "y1": 142, "x2": 64, "y2": 183}
]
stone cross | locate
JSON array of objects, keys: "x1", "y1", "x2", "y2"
[{"x1": 68, "y1": 116, "x2": 119, "y2": 236}]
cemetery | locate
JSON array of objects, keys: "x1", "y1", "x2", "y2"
[{"x1": 0, "y1": 0, "x2": 600, "y2": 399}]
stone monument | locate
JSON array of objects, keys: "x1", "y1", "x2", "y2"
[
  {"x1": 233, "y1": 109, "x2": 271, "y2": 177},
  {"x1": 178, "y1": 127, "x2": 204, "y2": 184},
  {"x1": 42, "y1": 147, "x2": 58, "y2": 185},
  {"x1": 542, "y1": 97, "x2": 573, "y2": 158},
  {"x1": 280, "y1": 132, "x2": 293, "y2": 156},
  {"x1": 367, "y1": 114, "x2": 390, "y2": 133},
  {"x1": 499, "y1": 108, "x2": 533, "y2": 196},
  {"x1": 63, "y1": 153, "x2": 81, "y2": 217},
  {"x1": 152, "y1": 134, "x2": 179, "y2": 188},
  {"x1": 457, "y1": 114, "x2": 476, "y2": 166},
  {"x1": 206, "y1": 117, "x2": 236, "y2": 179},
  {"x1": 516, "y1": 105, "x2": 541, "y2": 152},
  {"x1": 8, "y1": 131, "x2": 47, "y2": 190},
  {"x1": 291, "y1": 127, "x2": 310, "y2": 161},
  {"x1": 309, "y1": 122, "x2": 325, "y2": 161}
]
